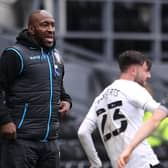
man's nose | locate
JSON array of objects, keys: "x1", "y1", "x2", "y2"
[
  {"x1": 48, "y1": 25, "x2": 55, "y2": 32},
  {"x1": 147, "y1": 72, "x2": 151, "y2": 79}
]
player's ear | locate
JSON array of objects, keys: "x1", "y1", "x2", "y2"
[
  {"x1": 130, "y1": 65, "x2": 137, "y2": 76},
  {"x1": 28, "y1": 25, "x2": 35, "y2": 35}
]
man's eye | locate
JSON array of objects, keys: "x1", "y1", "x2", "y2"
[
  {"x1": 42, "y1": 23, "x2": 48, "y2": 27},
  {"x1": 51, "y1": 23, "x2": 55, "y2": 27}
]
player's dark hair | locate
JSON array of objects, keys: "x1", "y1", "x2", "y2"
[{"x1": 118, "y1": 50, "x2": 152, "y2": 72}]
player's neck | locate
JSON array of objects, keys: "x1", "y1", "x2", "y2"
[{"x1": 120, "y1": 73, "x2": 135, "y2": 81}]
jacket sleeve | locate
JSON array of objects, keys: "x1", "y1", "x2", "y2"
[
  {"x1": 60, "y1": 65, "x2": 72, "y2": 108},
  {"x1": 0, "y1": 49, "x2": 22, "y2": 125}
]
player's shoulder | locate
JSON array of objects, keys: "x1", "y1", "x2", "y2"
[
  {"x1": 94, "y1": 88, "x2": 108, "y2": 105},
  {"x1": 114, "y1": 79, "x2": 145, "y2": 91}
]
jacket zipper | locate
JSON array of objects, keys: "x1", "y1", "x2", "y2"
[{"x1": 18, "y1": 103, "x2": 28, "y2": 128}]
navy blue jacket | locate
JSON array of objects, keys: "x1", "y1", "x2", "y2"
[{"x1": 0, "y1": 29, "x2": 72, "y2": 141}]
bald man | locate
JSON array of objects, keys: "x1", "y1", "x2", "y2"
[{"x1": 0, "y1": 10, "x2": 72, "y2": 168}]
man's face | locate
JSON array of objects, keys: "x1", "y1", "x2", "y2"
[
  {"x1": 134, "y1": 62, "x2": 151, "y2": 86},
  {"x1": 31, "y1": 13, "x2": 55, "y2": 48}
]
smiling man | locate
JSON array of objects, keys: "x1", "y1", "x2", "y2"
[
  {"x1": 0, "y1": 10, "x2": 72, "y2": 168},
  {"x1": 28, "y1": 10, "x2": 55, "y2": 48}
]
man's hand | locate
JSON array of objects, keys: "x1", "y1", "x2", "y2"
[
  {"x1": 117, "y1": 147, "x2": 132, "y2": 168},
  {"x1": 0, "y1": 122, "x2": 16, "y2": 140},
  {"x1": 59, "y1": 101, "x2": 71, "y2": 113}
]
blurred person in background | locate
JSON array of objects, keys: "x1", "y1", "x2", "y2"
[
  {"x1": 78, "y1": 50, "x2": 167, "y2": 168},
  {"x1": 144, "y1": 111, "x2": 168, "y2": 148},
  {"x1": 143, "y1": 84, "x2": 168, "y2": 149},
  {"x1": 0, "y1": 10, "x2": 72, "y2": 168}
]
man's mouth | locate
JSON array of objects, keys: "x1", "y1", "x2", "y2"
[{"x1": 45, "y1": 37, "x2": 54, "y2": 43}]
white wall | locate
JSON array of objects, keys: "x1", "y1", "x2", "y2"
[{"x1": 0, "y1": 0, "x2": 17, "y2": 27}]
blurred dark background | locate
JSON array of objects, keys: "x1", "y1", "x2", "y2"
[{"x1": 0, "y1": 0, "x2": 168, "y2": 167}]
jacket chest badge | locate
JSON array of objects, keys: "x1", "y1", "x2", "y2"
[{"x1": 54, "y1": 53, "x2": 62, "y2": 64}]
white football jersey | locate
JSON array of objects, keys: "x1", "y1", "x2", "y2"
[{"x1": 78, "y1": 79, "x2": 160, "y2": 168}]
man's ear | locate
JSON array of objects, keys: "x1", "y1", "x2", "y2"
[
  {"x1": 28, "y1": 25, "x2": 35, "y2": 35},
  {"x1": 129, "y1": 65, "x2": 137, "y2": 76}
]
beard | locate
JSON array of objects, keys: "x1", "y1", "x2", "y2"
[
  {"x1": 134, "y1": 75, "x2": 146, "y2": 87},
  {"x1": 38, "y1": 37, "x2": 55, "y2": 49},
  {"x1": 33, "y1": 31, "x2": 56, "y2": 49}
]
